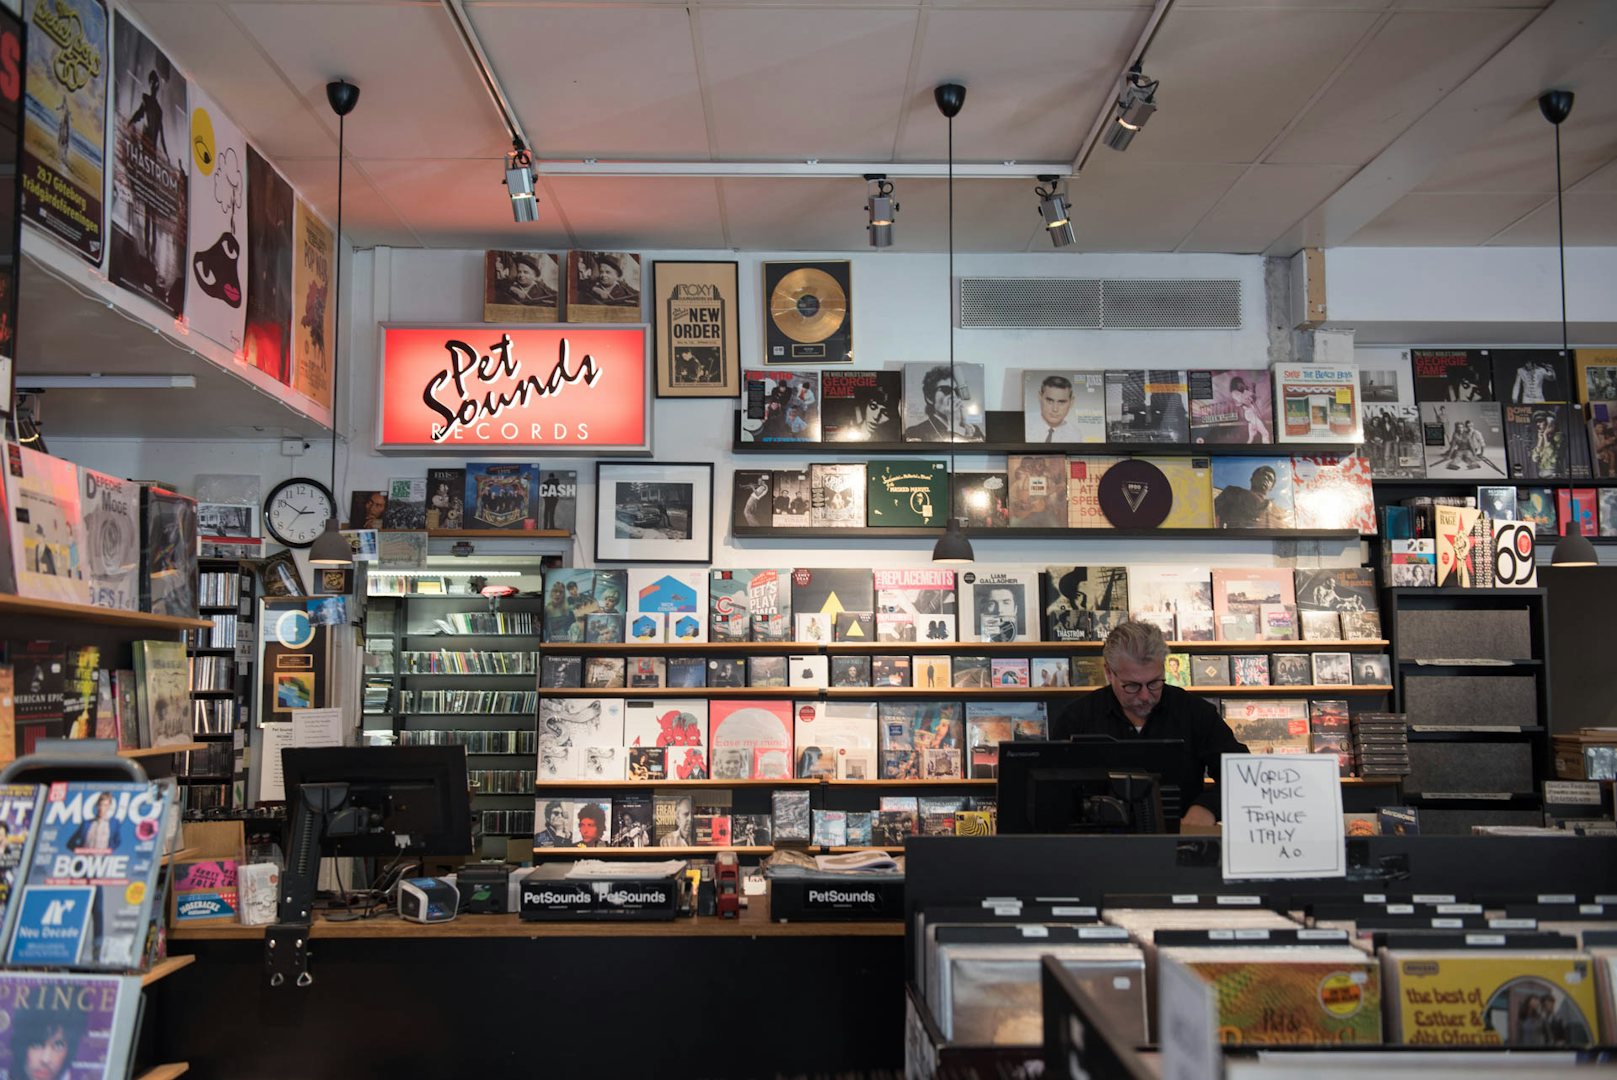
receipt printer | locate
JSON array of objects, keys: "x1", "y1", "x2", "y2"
[{"x1": 399, "y1": 876, "x2": 460, "y2": 923}]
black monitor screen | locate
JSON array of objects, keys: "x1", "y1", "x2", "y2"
[
  {"x1": 996, "y1": 738, "x2": 1197, "y2": 835},
  {"x1": 281, "y1": 745, "x2": 472, "y2": 856}
]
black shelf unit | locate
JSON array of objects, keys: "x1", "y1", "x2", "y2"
[
  {"x1": 365, "y1": 587, "x2": 544, "y2": 858},
  {"x1": 733, "y1": 525, "x2": 1360, "y2": 541},
  {"x1": 1382, "y1": 586, "x2": 1550, "y2": 831},
  {"x1": 186, "y1": 556, "x2": 256, "y2": 813}
]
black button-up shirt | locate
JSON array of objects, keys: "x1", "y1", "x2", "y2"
[{"x1": 1051, "y1": 684, "x2": 1249, "y2": 818}]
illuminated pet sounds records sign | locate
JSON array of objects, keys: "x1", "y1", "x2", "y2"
[{"x1": 378, "y1": 325, "x2": 650, "y2": 451}]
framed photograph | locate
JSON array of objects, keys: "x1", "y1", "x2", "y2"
[
  {"x1": 651, "y1": 261, "x2": 740, "y2": 398},
  {"x1": 483, "y1": 250, "x2": 562, "y2": 323},
  {"x1": 311, "y1": 568, "x2": 353, "y2": 596},
  {"x1": 566, "y1": 251, "x2": 642, "y2": 324},
  {"x1": 594, "y1": 462, "x2": 713, "y2": 564},
  {"x1": 272, "y1": 671, "x2": 316, "y2": 713},
  {"x1": 258, "y1": 549, "x2": 306, "y2": 598}
]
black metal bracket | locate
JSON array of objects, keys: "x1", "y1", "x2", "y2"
[{"x1": 265, "y1": 922, "x2": 313, "y2": 989}]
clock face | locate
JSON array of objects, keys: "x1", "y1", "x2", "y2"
[{"x1": 265, "y1": 479, "x2": 336, "y2": 548}]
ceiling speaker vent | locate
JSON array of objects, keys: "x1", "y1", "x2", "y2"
[{"x1": 959, "y1": 278, "x2": 1242, "y2": 330}]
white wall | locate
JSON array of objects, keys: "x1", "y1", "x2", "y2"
[{"x1": 82, "y1": 241, "x2": 1612, "y2": 573}]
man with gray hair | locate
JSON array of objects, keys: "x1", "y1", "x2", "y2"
[{"x1": 1051, "y1": 619, "x2": 1247, "y2": 826}]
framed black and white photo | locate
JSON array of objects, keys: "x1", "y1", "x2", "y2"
[
  {"x1": 652, "y1": 261, "x2": 740, "y2": 398},
  {"x1": 594, "y1": 462, "x2": 713, "y2": 564}
]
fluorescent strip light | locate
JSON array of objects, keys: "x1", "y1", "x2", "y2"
[{"x1": 15, "y1": 374, "x2": 198, "y2": 389}]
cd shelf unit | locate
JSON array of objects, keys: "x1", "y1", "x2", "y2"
[
  {"x1": 1381, "y1": 586, "x2": 1551, "y2": 833},
  {"x1": 532, "y1": 634, "x2": 1399, "y2": 860},
  {"x1": 183, "y1": 557, "x2": 257, "y2": 814},
  {"x1": 364, "y1": 571, "x2": 546, "y2": 858}
]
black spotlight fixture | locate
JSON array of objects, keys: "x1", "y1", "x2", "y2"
[
  {"x1": 506, "y1": 139, "x2": 538, "y2": 223},
  {"x1": 1103, "y1": 63, "x2": 1159, "y2": 152},
  {"x1": 310, "y1": 79, "x2": 359, "y2": 569},
  {"x1": 932, "y1": 82, "x2": 973, "y2": 566},
  {"x1": 1036, "y1": 175, "x2": 1075, "y2": 248},
  {"x1": 865, "y1": 174, "x2": 897, "y2": 249}
]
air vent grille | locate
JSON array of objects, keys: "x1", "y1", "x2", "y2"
[{"x1": 958, "y1": 278, "x2": 1242, "y2": 330}]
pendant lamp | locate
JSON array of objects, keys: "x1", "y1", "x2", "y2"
[
  {"x1": 1539, "y1": 90, "x2": 1597, "y2": 568},
  {"x1": 932, "y1": 82, "x2": 974, "y2": 566},
  {"x1": 309, "y1": 80, "x2": 360, "y2": 568}
]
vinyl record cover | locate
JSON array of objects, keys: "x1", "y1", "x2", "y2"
[
  {"x1": 1434, "y1": 504, "x2": 1484, "y2": 587},
  {"x1": 541, "y1": 569, "x2": 627, "y2": 643},
  {"x1": 902, "y1": 362, "x2": 986, "y2": 442},
  {"x1": 566, "y1": 250, "x2": 642, "y2": 323},
  {"x1": 483, "y1": 250, "x2": 561, "y2": 323},
  {"x1": 424, "y1": 468, "x2": 465, "y2": 530},
  {"x1": 1420, "y1": 402, "x2": 1508, "y2": 479},
  {"x1": 1104, "y1": 369, "x2": 1189, "y2": 443},
  {"x1": 958, "y1": 569, "x2": 1039, "y2": 643},
  {"x1": 1041, "y1": 565, "x2": 1128, "y2": 642},
  {"x1": 623, "y1": 699, "x2": 708, "y2": 780},
  {"x1": 1142, "y1": 456, "x2": 1213, "y2": 529},
  {"x1": 809, "y1": 464, "x2": 865, "y2": 527},
  {"x1": 80, "y1": 469, "x2": 138, "y2": 611},
  {"x1": 1220, "y1": 698, "x2": 1310, "y2": 754},
  {"x1": 1493, "y1": 349, "x2": 1571, "y2": 404},
  {"x1": 791, "y1": 567, "x2": 874, "y2": 631},
  {"x1": 6, "y1": 446, "x2": 89, "y2": 605},
  {"x1": 1413, "y1": 349, "x2": 1493, "y2": 403},
  {"x1": 626, "y1": 569, "x2": 707, "y2": 643},
  {"x1": 290, "y1": 195, "x2": 334, "y2": 407},
  {"x1": 1066, "y1": 457, "x2": 1120, "y2": 529},
  {"x1": 1006, "y1": 455, "x2": 1067, "y2": 528},
  {"x1": 1128, "y1": 564, "x2": 1213, "y2": 627},
  {"x1": 1504, "y1": 404, "x2": 1571, "y2": 479},
  {"x1": 793, "y1": 701, "x2": 878, "y2": 779},
  {"x1": 770, "y1": 469, "x2": 811, "y2": 526},
  {"x1": 1211, "y1": 569, "x2": 1296, "y2": 640},
  {"x1": 465, "y1": 463, "x2": 538, "y2": 530},
  {"x1": 866, "y1": 460, "x2": 947, "y2": 527},
  {"x1": 764, "y1": 261, "x2": 851, "y2": 365},
  {"x1": 873, "y1": 568, "x2": 956, "y2": 643},
  {"x1": 139, "y1": 485, "x2": 197, "y2": 617},
  {"x1": 1575, "y1": 348, "x2": 1617, "y2": 404},
  {"x1": 382, "y1": 478, "x2": 427, "y2": 530},
  {"x1": 1189, "y1": 369, "x2": 1273, "y2": 444},
  {"x1": 21, "y1": 0, "x2": 107, "y2": 264},
  {"x1": 708, "y1": 700, "x2": 793, "y2": 780},
  {"x1": 953, "y1": 472, "x2": 1009, "y2": 529},
  {"x1": 1362, "y1": 404, "x2": 1425, "y2": 478},
  {"x1": 1517, "y1": 487, "x2": 1558, "y2": 536},
  {"x1": 1169, "y1": 951, "x2": 1381, "y2": 1045},
  {"x1": 822, "y1": 370, "x2": 901, "y2": 442},
  {"x1": 1387, "y1": 952, "x2": 1597, "y2": 1047},
  {"x1": 1291, "y1": 453, "x2": 1376, "y2": 532},
  {"x1": 1293, "y1": 568, "x2": 1376, "y2": 614},
  {"x1": 750, "y1": 655, "x2": 790, "y2": 687},
  {"x1": 1211, "y1": 457, "x2": 1295, "y2": 529},
  {"x1": 741, "y1": 369, "x2": 820, "y2": 443},
  {"x1": 109, "y1": 14, "x2": 187, "y2": 316},
  {"x1": 242, "y1": 148, "x2": 295, "y2": 383},
  {"x1": 1556, "y1": 488, "x2": 1597, "y2": 537},
  {"x1": 1273, "y1": 366, "x2": 1361, "y2": 442},
  {"x1": 538, "y1": 699, "x2": 624, "y2": 781},
  {"x1": 1023, "y1": 370, "x2": 1105, "y2": 443},
  {"x1": 184, "y1": 86, "x2": 247, "y2": 351}
]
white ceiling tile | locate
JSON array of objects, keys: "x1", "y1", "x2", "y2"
[
  {"x1": 722, "y1": 178, "x2": 888, "y2": 251},
  {"x1": 1180, "y1": 164, "x2": 1357, "y2": 252},
  {"x1": 1347, "y1": 191, "x2": 1551, "y2": 245},
  {"x1": 272, "y1": 158, "x2": 420, "y2": 248},
  {"x1": 1068, "y1": 160, "x2": 1246, "y2": 251},
  {"x1": 892, "y1": 8, "x2": 1149, "y2": 162},
  {"x1": 1178, "y1": 0, "x2": 1392, "y2": 7},
  {"x1": 543, "y1": 177, "x2": 728, "y2": 249},
  {"x1": 1123, "y1": 8, "x2": 1384, "y2": 164},
  {"x1": 230, "y1": 2, "x2": 511, "y2": 161},
  {"x1": 1487, "y1": 191, "x2": 1617, "y2": 246},
  {"x1": 697, "y1": 8, "x2": 920, "y2": 158},
  {"x1": 469, "y1": 6, "x2": 710, "y2": 159},
  {"x1": 1269, "y1": 10, "x2": 1534, "y2": 166},
  {"x1": 1575, "y1": 159, "x2": 1617, "y2": 194},
  {"x1": 126, "y1": 1, "x2": 333, "y2": 159}
]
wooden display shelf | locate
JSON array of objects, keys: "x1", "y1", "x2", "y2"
[
  {"x1": 420, "y1": 529, "x2": 570, "y2": 539},
  {"x1": 141, "y1": 953, "x2": 197, "y2": 986},
  {"x1": 0, "y1": 594, "x2": 211, "y2": 631},
  {"x1": 545, "y1": 641, "x2": 799, "y2": 655},
  {"x1": 537, "y1": 778, "x2": 818, "y2": 789},
  {"x1": 120, "y1": 742, "x2": 207, "y2": 759},
  {"x1": 135, "y1": 1064, "x2": 190, "y2": 1080},
  {"x1": 164, "y1": 847, "x2": 202, "y2": 865},
  {"x1": 1372, "y1": 476, "x2": 1617, "y2": 489},
  {"x1": 541, "y1": 688, "x2": 798, "y2": 699},
  {"x1": 531, "y1": 845, "x2": 773, "y2": 857},
  {"x1": 538, "y1": 639, "x2": 1391, "y2": 656},
  {"x1": 732, "y1": 525, "x2": 1360, "y2": 541}
]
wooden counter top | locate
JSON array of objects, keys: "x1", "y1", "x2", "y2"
[{"x1": 169, "y1": 899, "x2": 903, "y2": 941}]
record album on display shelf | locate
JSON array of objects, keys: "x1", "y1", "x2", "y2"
[
  {"x1": 652, "y1": 261, "x2": 740, "y2": 398},
  {"x1": 763, "y1": 261, "x2": 852, "y2": 365}
]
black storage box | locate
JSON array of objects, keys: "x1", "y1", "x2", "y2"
[
  {"x1": 518, "y1": 865, "x2": 683, "y2": 921},
  {"x1": 459, "y1": 864, "x2": 513, "y2": 914},
  {"x1": 769, "y1": 873, "x2": 904, "y2": 922}
]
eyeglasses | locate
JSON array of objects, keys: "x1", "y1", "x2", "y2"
[{"x1": 1117, "y1": 678, "x2": 1164, "y2": 695}]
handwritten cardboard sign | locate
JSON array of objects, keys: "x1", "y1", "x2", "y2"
[{"x1": 1221, "y1": 754, "x2": 1345, "y2": 881}]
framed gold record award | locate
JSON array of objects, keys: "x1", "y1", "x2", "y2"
[
  {"x1": 763, "y1": 261, "x2": 852, "y2": 365},
  {"x1": 652, "y1": 260, "x2": 740, "y2": 398}
]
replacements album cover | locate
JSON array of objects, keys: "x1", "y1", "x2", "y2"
[
  {"x1": 903, "y1": 362, "x2": 986, "y2": 442},
  {"x1": 1420, "y1": 402, "x2": 1508, "y2": 479},
  {"x1": 1023, "y1": 371, "x2": 1104, "y2": 443},
  {"x1": 483, "y1": 250, "x2": 562, "y2": 323}
]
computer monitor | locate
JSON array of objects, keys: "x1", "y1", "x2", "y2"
[
  {"x1": 996, "y1": 737, "x2": 1198, "y2": 835},
  {"x1": 280, "y1": 745, "x2": 473, "y2": 857}
]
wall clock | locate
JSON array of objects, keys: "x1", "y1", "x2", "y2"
[{"x1": 264, "y1": 477, "x2": 337, "y2": 548}]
